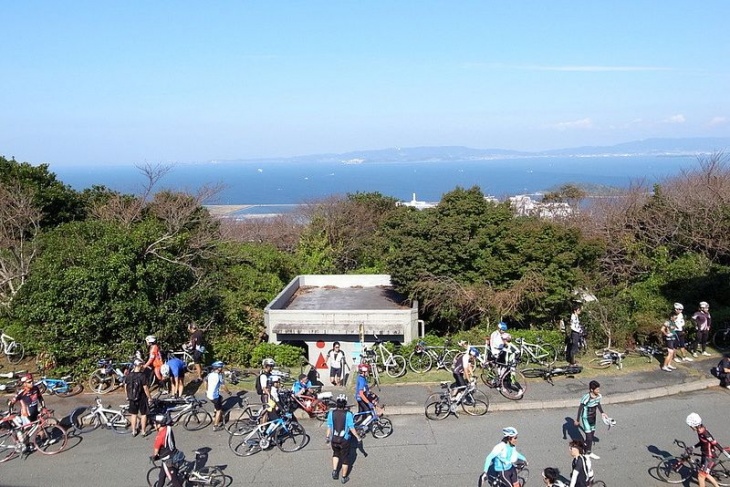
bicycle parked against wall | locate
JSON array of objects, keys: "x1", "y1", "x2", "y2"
[
  {"x1": 424, "y1": 379, "x2": 489, "y2": 419},
  {"x1": 407, "y1": 340, "x2": 459, "y2": 373},
  {"x1": 146, "y1": 449, "x2": 225, "y2": 487},
  {"x1": 656, "y1": 439, "x2": 730, "y2": 485},
  {"x1": 0, "y1": 331, "x2": 24, "y2": 364}
]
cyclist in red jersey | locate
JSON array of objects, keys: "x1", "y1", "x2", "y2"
[
  {"x1": 152, "y1": 413, "x2": 183, "y2": 487},
  {"x1": 686, "y1": 413, "x2": 724, "y2": 487}
]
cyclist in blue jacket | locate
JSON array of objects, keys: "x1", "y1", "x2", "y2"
[{"x1": 481, "y1": 426, "x2": 527, "y2": 487}]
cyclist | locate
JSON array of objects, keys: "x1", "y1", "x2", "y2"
[
  {"x1": 481, "y1": 426, "x2": 527, "y2": 487},
  {"x1": 292, "y1": 373, "x2": 314, "y2": 397},
  {"x1": 686, "y1": 412, "x2": 724, "y2": 487},
  {"x1": 9, "y1": 373, "x2": 47, "y2": 451},
  {"x1": 542, "y1": 467, "x2": 567, "y2": 487},
  {"x1": 355, "y1": 364, "x2": 375, "y2": 425},
  {"x1": 661, "y1": 313, "x2": 679, "y2": 372},
  {"x1": 125, "y1": 358, "x2": 151, "y2": 437},
  {"x1": 692, "y1": 301, "x2": 712, "y2": 357},
  {"x1": 257, "y1": 358, "x2": 275, "y2": 403},
  {"x1": 327, "y1": 342, "x2": 346, "y2": 387},
  {"x1": 568, "y1": 440, "x2": 594, "y2": 487},
  {"x1": 165, "y1": 355, "x2": 186, "y2": 398},
  {"x1": 574, "y1": 380, "x2": 608, "y2": 460},
  {"x1": 144, "y1": 335, "x2": 165, "y2": 384},
  {"x1": 188, "y1": 323, "x2": 204, "y2": 382},
  {"x1": 672, "y1": 303, "x2": 694, "y2": 362},
  {"x1": 325, "y1": 394, "x2": 361, "y2": 484},
  {"x1": 567, "y1": 305, "x2": 583, "y2": 366},
  {"x1": 490, "y1": 322, "x2": 508, "y2": 363},
  {"x1": 151, "y1": 413, "x2": 183, "y2": 487},
  {"x1": 205, "y1": 360, "x2": 231, "y2": 431}
]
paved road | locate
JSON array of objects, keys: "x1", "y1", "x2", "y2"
[{"x1": 3, "y1": 387, "x2": 729, "y2": 486}]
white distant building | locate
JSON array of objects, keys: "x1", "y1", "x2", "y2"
[
  {"x1": 396, "y1": 193, "x2": 438, "y2": 210},
  {"x1": 508, "y1": 194, "x2": 573, "y2": 219}
]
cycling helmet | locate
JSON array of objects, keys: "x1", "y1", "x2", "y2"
[
  {"x1": 498, "y1": 322, "x2": 508, "y2": 331},
  {"x1": 154, "y1": 413, "x2": 173, "y2": 426},
  {"x1": 602, "y1": 416, "x2": 617, "y2": 428},
  {"x1": 211, "y1": 360, "x2": 224, "y2": 369},
  {"x1": 20, "y1": 373, "x2": 33, "y2": 384},
  {"x1": 502, "y1": 426, "x2": 519, "y2": 438},
  {"x1": 267, "y1": 375, "x2": 281, "y2": 386},
  {"x1": 469, "y1": 347, "x2": 480, "y2": 357},
  {"x1": 145, "y1": 335, "x2": 157, "y2": 344},
  {"x1": 358, "y1": 364, "x2": 370, "y2": 374},
  {"x1": 502, "y1": 333, "x2": 512, "y2": 342},
  {"x1": 262, "y1": 358, "x2": 275, "y2": 367},
  {"x1": 686, "y1": 412, "x2": 702, "y2": 428},
  {"x1": 673, "y1": 303, "x2": 684, "y2": 311},
  {"x1": 160, "y1": 363, "x2": 171, "y2": 378},
  {"x1": 700, "y1": 301, "x2": 710, "y2": 309},
  {"x1": 335, "y1": 394, "x2": 347, "y2": 408}
]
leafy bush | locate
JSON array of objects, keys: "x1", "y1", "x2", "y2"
[{"x1": 250, "y1": 342, "x2": 307, "y2": 368}]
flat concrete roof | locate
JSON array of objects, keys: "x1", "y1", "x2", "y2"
[{"x1": 282, "y1": 285, "x2": 409, "y2": 310}]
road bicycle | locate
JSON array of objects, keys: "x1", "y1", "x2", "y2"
[
  {"x1": 34, "y1": 375, "x2": 84, "y2": 397},
  {"x1": 146, "y1": 449, "x2": 225, "y2": 486},
  {"x1": 149, "y1": 395, "x2": 213, "y2": 431},
  {"x1": 227, "y1": 411, "x2": 308, "y2": 456},
  {"x1": 166, "y1": 344, "x2": 199, "y2": 374},
  {"x1": 352, "y1": 403, "x2": 393, "y2": 439},
  {"x1": 282, "y1": 387, "x2": 336, "y2": 421},
  {"x1": 713, "y1": 325, "x2": 730, "y2": 349},
  {"x1": 424, "y1": 379, "x2": 489, "y2": 419},
  {"x1": 514, "y1": 336, "x2": 557, "y2": 366},
  {"x1": 0, "y1": 331, "x2": 24, "y2": 364},
  {"x1": 588, "y1": 349, "x2": 625, "y2": 370},
  {"x1": 69, "y1": 397, "x2": 132, "y2": 434},
  {"x1": 480, "y1": 359, "x2": 528, "y2": 400},
  {"x1": 625, "y1": 343, "x2": 662, "y2": 363},
  {"x1": 521, "y1": 364, "x2": 583, "y2": 385},
  {"x1": 0, "y1": 407, "x2": 68, "y2": 462},
  {"x1": 223, "y1": 396, "x2": 265, "y2": 434},
  {"x1": 0, "y1": 370, "x2": 26, "y2": 394},
  {"x1": 88, "y1": 358, "x2": 134, "y2": 394},
  {"x1": 478, "y1": 460, "x2": 529, "y2": 487},
  {"x1": 407, "y1": 340, "x2": 459, "y2": 373},
  {"x1": 656, "y1": 439, "x2": 730, "y2": 485},
  {"x1": 360, "y1": 335, "x2": 407, "y2": 388}
]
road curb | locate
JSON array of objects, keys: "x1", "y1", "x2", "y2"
[{"x1": 380, "y1": 379, "x2": 720, "y2": 416}]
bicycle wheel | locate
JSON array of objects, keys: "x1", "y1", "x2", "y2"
[
  {"x1": 146, "y1": 466, "x2": 162, "y2": 487},
  {"x1": 55, "y1": 381, "x2": 84, "y2": 397},
  {"x1": 183, "y1": 352, "x2": 196, "y2": 373},
  {"x1": 36, "y1": 381, "x2": 48, "y2": 395},
  {"x1": 424, "y1": 394, "x2": 450, "y2": 420},
  {"x1": 713, "y1": 330, "x2": 730, "y2": 349},
  {"x1": 88, "y1": 371, "x2": 116, "y2": 394},
  {"x1": 33, "y1": 423, "x2": 68, "y2": 454},
  {"x1": 372, "y1": 417, "x2": 393, "y2": 438},
  {"x1": 461, "y1": 389, "x2": 489, "y2": 416},
  {"x1": 535, "y1": 344, "x2": 557, "y2": 365},
  {"x1": 228, "y1": 429, "x2": 261, "y2": 456},
  {"x1": 712, "y1": 459, "x2": 730, "y2": 487},
  {"x1": 499, "y1": 370, "x2": 527, "y2": 400},
  {"x1": 277, "y1": 422, "x2": 308, "y2": 452},
  {"x1": 6, "y1": 342, "x2": 24, "y2": 364},
  {"x1": 521, "y1": 367, "x2": 549, "y2": 379},
  {"x1": 225, "y1": 407, "x2": 259, "y2": 435},
  {"x1": 0, "y1": 434, "x2": 21, "y2": 463},
  {"x1": 588, "y1": 358, "x2": 612, "y2": 369},
  {"x1": 182, "y1": 409, "x2": 213, "y2": 431},
  {"x1": 312, "y1": 399, "x2": 330, "y2": 421},
  {"x1": 480, "y1": 367, "x2": 498, "y2": 388},
  {"x1": 109, "y1": 412, "x2": 131, "y2": 434},
  {"x1": 442, "y1": 350, "x2": 458, "y2": 371},
  {"x1": 195, "y1": 466, "x2": 226, "y2": 487},
  {"x1": 408, "y1": 350, "x2": 432, "y2": 373},
  {"x1": 385, "y1": 354, "x2": 407, "y2": 378},
  {"x1": 656, "y1": 457, "x2": 693, "y2": 483},
  {"x1": 70, "y1": 408, "x2": 101, "y2": 434}
]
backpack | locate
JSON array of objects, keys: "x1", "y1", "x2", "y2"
[
  {"x1": 452, "y1": 353, "x2": 465, "y2": 374},
  {"x1": 126, "y1": 371, "x2": 144, "y2": 401},
  {"x1": 255, "y1": 371, "x2": 270, "y2": 396}
]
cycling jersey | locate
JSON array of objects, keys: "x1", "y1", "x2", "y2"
[
  {"x1": 490, "y1": 330, "x2": 505, "y2": 356},
  {"x1": 292, "y1": 379, "x2": 313, "y2": 395},
  {"x1": 696, "y1": 426, "x2": 720, "y2": 459},
  {"x1": 484, "y1": 441, "x2": 526, "y2": 472},
  {"x1": 577, "y1": 392, "x2": 603, "y2": 431},
  {"x1": 692, "y1": 310, "x2": 712, "y2": 331},
  {"x1": 205, "y1": 371, "x2": 223, "y2": 400}
]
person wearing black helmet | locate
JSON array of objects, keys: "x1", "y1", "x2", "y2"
[
  {"x1": 326, "y1": 394, "x2": 361, "y2": 484},
  {"x1": 151, "y1": 413, "x2": 182, "y2": 487}
]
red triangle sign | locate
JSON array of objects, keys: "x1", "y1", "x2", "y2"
[{"x1": 315, "y1": 352, "x2": 328, "y2": 369}]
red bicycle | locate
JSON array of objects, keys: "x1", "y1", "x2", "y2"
[{"x1": 284, "y1": 388, "x2": 337, "y2": 421}]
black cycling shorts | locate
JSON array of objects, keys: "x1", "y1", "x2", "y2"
[{"x1": 331, "y1": 437, "x2": 351, "y2": 461}]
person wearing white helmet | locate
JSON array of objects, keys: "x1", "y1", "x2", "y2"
[
  {"x1": 692, "y1": 301, "x2": 712, "y2": 357},
  {"x1": 671, "y1": 303, "x2": 693, "y2": 362},
  {"x1": 205, "y1": 360, "x2": 231, "y2": 431},
  {"x1": 143, "y1": 335, "x2": 165, "y2": 385},
  {"x1": 256, "y1": 358, "x2": 276, "y2": 403},
  {"x1": 686, "y1": 413, "x2": 724, "y2": 487},
  {"x1": 325, "y1": 394, "x2": 361, "y2": 484},
  {"x1": 481, "y1": 426, "x2": 527, "y2": 487}
]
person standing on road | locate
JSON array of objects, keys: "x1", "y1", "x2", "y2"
[
  {"x1": 574, "y1": 380, "x2": 609, "y2": 460},
  {"x1": 205, "y1": 360, "x2": 231, "y2": 431},
  {"x1": 325, "y1": 394, "x2": 361, "y2": 484},
  {"x1": 327, "y1": 342, "x2": 346, "y2": 387},
  {"x1": 686, "y1": 413, "x2": 723, "y2": 487},
  {"x1": 125, "y1": 358, "x2": 151, "y2": 437},
  {"x1": 481, "y1": 426, "x2": 527, "y2": 487},
  {"x1": 567, "y1": 305, "x2": 584, "y2": 366},
  {"x1": 672, "y1": 303, "x2": 694, "y2": 363},
  {"x1": 661, "y1": 313, "x2": 679, "y2": 372},
  {"x1": 568, "y1": 440, "x2": 594, "y2": 487},
  {"x1": 692, "y1": 301, "x2": 713, "y2": 357},
  {"x1": 188, "y1": 323, "x2": 204, "y2": 382}
]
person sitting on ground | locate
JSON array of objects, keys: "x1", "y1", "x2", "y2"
[
  {"x1": 716, "y1": 353, "x2": 730, "y2": 389},
  {"x1": 292, "y1": 373, "x2": 314, "y2": 397}
]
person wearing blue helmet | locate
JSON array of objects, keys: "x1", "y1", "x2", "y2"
[
  {"x1": 490, "y1": 322, "x2": 508, "y2": 363},
  {"x1": 205, "y1": 360, "x2": 231, "y2": 431}
]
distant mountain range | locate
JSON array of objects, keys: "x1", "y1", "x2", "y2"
[{"x1": 212, "y1": 137, "x2": 730, "y2": 165}]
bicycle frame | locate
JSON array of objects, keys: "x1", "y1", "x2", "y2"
[
  {"x1": 72, "y1": 397, "x2": 131, "y2": 433},
  {"x1": 36, "y1": 376, "x2": 79, "y2": 395},
  {"x1": 0, "y1": 332, "x2": 24, "y2": 364}
]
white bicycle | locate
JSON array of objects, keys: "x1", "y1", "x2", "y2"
[
  {"x1": 69, "y1": 397, "x2": 132, "y2": 434},
  {"x1": 0, "y1": 331, "x2": 24, "y2": 364}
]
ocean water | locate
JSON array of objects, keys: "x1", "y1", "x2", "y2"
[{"x1": 51, "y1": 155, "x2": 697, "y2": 207}]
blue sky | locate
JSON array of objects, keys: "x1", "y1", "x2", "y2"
[{"x1": 2, "y1": 1, "x2": 729, "y2": 166}]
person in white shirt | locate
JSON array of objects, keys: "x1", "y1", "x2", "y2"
[
  {"x1": 205, "y1": 360, "x2": 231, "y2": 431},
  {"x1": 490, "y1": 322, "x2": 508, "y2": 362},
  {"x1": 671, "y1": 303, "x2": 693, "y2": 362},
  {"x1": 327, "y1": 342, "x2": 346, "y2": 387},
  {"x1": 568, "y1": 306, "x2": 584, "y2": 366}
]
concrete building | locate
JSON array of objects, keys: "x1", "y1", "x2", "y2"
[{"x1": 264, "y1": 274, "x2": 421, "y2": 378}]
